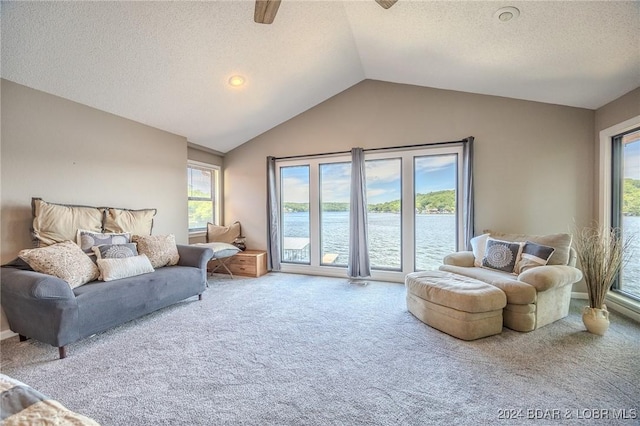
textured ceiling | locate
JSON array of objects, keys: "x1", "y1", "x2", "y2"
[{"x1": 2, "y1": 1, "x2": 638, "y2": 153}]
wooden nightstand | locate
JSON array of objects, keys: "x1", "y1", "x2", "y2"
[{"x1": 213, "y1": 250, "x2": 267, "y2": 278}]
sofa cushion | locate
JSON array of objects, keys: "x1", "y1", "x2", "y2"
[
  {"x1": 77, "y1": 230, "x2": 130, "y2": 254},
  {"x1": 32, "y1": 198, "x2": 104, "y2": 247},
  {"x1": 18, "y1": 241, "x2": 99, "y2": 288},
  {"x1": 97, "y1": 254, "x2": 155, "y2": 281},
  {"x1": 439, "y1": 264, "x2": 537, "y2": 305},
  {"x1": 482, "y1": 238, "x2": 522, "y2": 273},
  {"x1": 92, "y1": 243, "x2": 138, "y2": 260},
  {"x1": 103, "y1": 207, "x2": 156, "y2": 236},
  {"x1": 516, "y1": 241, "x2": 555, "y2": 273},
  {"x1": 484, "y1": 230, "x2": 572, "y2": 266},
  {"x1": 132, "y1": 234, "x2": 180, "y2": 268}
]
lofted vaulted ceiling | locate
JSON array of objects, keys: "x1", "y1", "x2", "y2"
[{"x1": 1, "y1": 1, "x2": 638, "y2": 153}]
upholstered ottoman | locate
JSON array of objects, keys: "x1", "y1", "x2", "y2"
[{"x1": 405, "y1": 270, "x2": 507, "y2": 340}]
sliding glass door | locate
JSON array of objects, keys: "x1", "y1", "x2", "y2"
[
  {"x1": 320, "y1": 162, "x2": 351, "y2": 266},
  {"x1": 414, "y1": 155, "x2": 458, "y2": 271},
  {"x1": 276, "y1": 145, "x2": 464, "y2": 278},
  {"x1": 280, "y1": 165, "x2": 310, "y2": 263},
  {"x1": 612, "y1": 128, "x2": 640, "y2": 300},
  {"x1": 366, "y1": 158, "x2": 402, "y2": 270}
]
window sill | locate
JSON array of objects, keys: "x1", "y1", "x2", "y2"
[
  {"x1": 189, "y1": 231, "x2": 207, "y2": 237},
  {"x1": 606, "y1": 291, "x2": 640, "y2": 323}
]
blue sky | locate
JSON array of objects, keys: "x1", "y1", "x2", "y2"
[
  {"x1": 281, "y1": 155, "x2": 457, "y2": 204},
  {"x1": 624, "y1": 137, "x2": 639, "y2": 179}
]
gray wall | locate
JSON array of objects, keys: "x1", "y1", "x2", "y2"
[
  {"x1": 1, "y1": 79, "x2": 189, "y2": 333},
  {"x1": 224, "y1": 80, "x2": 595, "y2": 254}
]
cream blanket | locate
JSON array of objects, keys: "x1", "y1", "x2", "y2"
[{"x1": 0, "y1": 374, "x2": 99, "y2": 425}]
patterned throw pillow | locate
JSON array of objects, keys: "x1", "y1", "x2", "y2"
[
  {"x1": 516, "y1": 241, "x2": 556, "y2": 274},
  {"x1": 482, "y1": 238, "x2": 523, "y2": 274},
  {"x1": 18, "y1": 240, "x2": 99, "y2": 288},
  {"x1": 92, "y1": 243, "x2": 138, "y2": 260},
  {"x1": 76, "y1": 230, "x2": 130, "y2": 254},
  {"x1": 131, "y1": 234, "x2": 180, "y2": 268},
  {"x1": 97, "y1": 254, "x2": 155, "y2": 282}
]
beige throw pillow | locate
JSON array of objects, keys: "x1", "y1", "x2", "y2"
[
  {"x1": 97, "y1": 254, "x2": 155, "y2": 281},
  {"x1": 19, "y1": 240, "x2": 99, "y2": 288},
  {"x1": 103, "y1": 208, "x2": 156, "y2": 236},
  {"x1": 132, "y1": 234, "x2": 179, "y2": 268},
  {"x1": 207, "y1": 221, "x2": 241, "y2": 244},
  {"x1": 32, "y1": 198, "x2": 103, "y2": 247}
]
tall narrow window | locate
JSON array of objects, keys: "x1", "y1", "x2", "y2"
[
  {"x1": 188, "y1": 162, "x2": 219, "y2": 232},
  {"x1": 414, "y1": 155, "x2": 458, "y2": 271},
  {"x1": 612, "y1": 128, "x2": 640, "y2": 300},
  {"x1": 320, "y1": 162, "x2": 351, "y2": 266},
  {"x1": 281, "y1": 165, "x2": 311, "y2": 263},
  {"x1": 366, "y1": 158, "x2": 402, "y2": 270}
]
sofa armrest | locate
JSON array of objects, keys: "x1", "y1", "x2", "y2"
[
  {"x1": 1, "y1": 267, "x2": 75, "y2": 300},
  {"x1": 442, "y1": 251, "x2": 475, "y2": 267},
  {"x1": 517, "y1": 265, "x2": 583, "y2": 292},
  {"x1": 1, "y1": 266, "x2": 79, "y2": 347},
  {"x1": 177, "y1": 245, "x2": 213, "y2": 270}
]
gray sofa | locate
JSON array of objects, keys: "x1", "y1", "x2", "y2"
[{"x1": 1, "y1": 244, "x2": 212, "y2": 359}]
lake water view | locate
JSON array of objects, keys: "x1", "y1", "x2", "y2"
[
  {"x1": 283, "y1": 212, "x2": 455, "y2": 271},
  {"x1": 282, "y1": 212, "x2": 640, "y2": 298}
]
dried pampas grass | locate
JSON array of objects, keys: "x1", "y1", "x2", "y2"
[{"x1": 573, "y1": 223, "x2": 634, "y2": 309}]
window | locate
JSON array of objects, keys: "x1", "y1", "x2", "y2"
[
  {"x1": 187, "y1": 161, "x2": 220, "y2": 232},
  {"x1": 281, "y1": 165, "x2": 310, "y2": 263},
  {"x1": 276, "y1": 145, "x2": 464, "y2": 279},
  {"x1": 611, "y1": 128, "x2": 640, "y2": 301}
]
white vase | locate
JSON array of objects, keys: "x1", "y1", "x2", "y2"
[{"x1": 582, "y1": 306, "x2": 610, "y2": 336}]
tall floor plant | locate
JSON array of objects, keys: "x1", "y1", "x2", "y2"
[
  {"x1": 573, "y1": 223, "x2": 633, "y2": 335},
  {"x1": 573, "y1": 224, "x2": 631, "y2": 308}
]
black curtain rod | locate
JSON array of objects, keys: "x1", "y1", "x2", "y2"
[{"x1": 272, "y1": 137, "x2": 472, "y2": 161}]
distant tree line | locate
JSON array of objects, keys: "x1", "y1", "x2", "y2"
[
  {"x1": 625, "y1": 178, "x2": 640, "y2": 216},
  {"x1": 283, "y1": 189, "x2": 456, "y2": 214}
]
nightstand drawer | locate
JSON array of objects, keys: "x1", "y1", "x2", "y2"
[{"x1": 215, "y1": 250, "x2": 267, "y2": 278}]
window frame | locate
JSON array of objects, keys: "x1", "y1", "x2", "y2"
[
  {"x1": 187, "y1": 160, "x2": 220, "y2": 234},
  {"x1": 598, "y1": 115, "x2": 640, "y2": 318}
]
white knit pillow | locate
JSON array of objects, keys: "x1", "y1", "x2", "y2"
[{"x1": 97, "y1": 254, "x2": 155, "y2": 282}]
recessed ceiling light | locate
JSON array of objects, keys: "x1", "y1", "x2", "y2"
[
  {"x1": 494, "y1": 6, "x2": 520, "y2": 22},
  {"x1": 228, "y1": 75, "x2": 246, "y2": 87}
]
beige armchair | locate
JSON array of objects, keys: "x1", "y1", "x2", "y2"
[{"x1": 439, "y1": 231, "x2": 583, "y2": 332}]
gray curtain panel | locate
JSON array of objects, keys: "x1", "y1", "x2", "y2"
[
  {"x1": 463, "y1": 137, "x2": 475, "y2": 250},
  {"x1": 348, "y1": 147, "x2": 371, "y2": 278},
  {"x1": 266, "y1": 156, "x2": 281, "y2": 271}
]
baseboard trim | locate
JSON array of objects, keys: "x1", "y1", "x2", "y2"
[
  {"x1": 572, "y1": 292, "x2": 640, "y2": 323},
  {"x1": 1, "y1": 329, "x2": 17, "y2": 341}
]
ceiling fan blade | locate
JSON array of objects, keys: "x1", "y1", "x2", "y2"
[
  {"x1": 375, "y1": 0, "x2": 398, "y2": 9},
  {"x1": 255, "y1": 0, "x2": 281, "y2": 24}
]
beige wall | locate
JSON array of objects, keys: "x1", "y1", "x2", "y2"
[
  {"x1": 1, "y1": 79, "x2": 189, "y2": 334},
  {"x1": 594, "y1": 87, "x2": 640, "y2": 135},
  {"x1": 225, "y1": 80, "x2": 595, "y2": 254}
]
